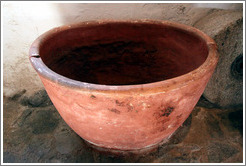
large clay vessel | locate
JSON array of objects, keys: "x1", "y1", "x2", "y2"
[{"x1": 29, "y1": 20, "x2": 218, "y2": 151}]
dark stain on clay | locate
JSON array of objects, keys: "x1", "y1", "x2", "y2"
[
  {"x1": 90, "y1": 95, "x2": 96, "y2": 99},
  {"x1": 162, "y1": 107, "x2": 174, "y2": 117},
  {"x1": 177, "y1": 113, "x2": 183, "y2": 119},
  {"x1": 127, "y1": 104, "x2": 134, "y2": 112},
  {"x1": 109, "y1": 108, "x2": 120, "y2": 114},
  {"x1": 115, "y1": 100, "x2": 125, "y2": 106}
]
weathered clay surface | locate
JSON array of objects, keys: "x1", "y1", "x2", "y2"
[
  {"x1": 3, "y1": 92, "x2": 243, "y2": 163},
  {"x1": 194, "y1": 10, "x2": 243, "y2": 108},
  {"x1": 29, "y1": 20, "x2": 218, "y2": 151}
]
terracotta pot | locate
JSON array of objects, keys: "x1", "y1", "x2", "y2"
[{"x1": 29, "y1": 20, "x2": 218, "y2": 151}]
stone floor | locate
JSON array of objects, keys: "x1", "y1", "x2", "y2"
[{"x1": 3, "y1": 90, "x2": 243, "y2": 163}]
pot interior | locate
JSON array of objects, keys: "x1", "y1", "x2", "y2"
[{"x1": 40, "y1": 22, "x2": 209, "y2": 85}]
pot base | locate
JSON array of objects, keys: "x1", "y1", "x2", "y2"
[
  {"x1": 83, "y1": 113, "x2": 192, "y2": 155},
  {"x1": 84, "y1": 135, "x2": 171, "y2": 155}
]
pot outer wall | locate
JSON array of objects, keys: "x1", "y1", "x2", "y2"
[{"x1": 38, "y1": 67, "x2": 215, "y2": 151}]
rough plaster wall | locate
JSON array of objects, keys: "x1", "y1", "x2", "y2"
[
  {"x1": 55, "y1": 3, "x2": 211, "y2": 26},
  {"x1": 3, "y1": 3, "x2": 62, "y2": 96},
  {"x1": 2, "y1": 3, "x2": 224, "y2": 97}
]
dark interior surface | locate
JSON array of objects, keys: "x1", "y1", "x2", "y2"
[{"x1": 40, "y1": 22, "x2": 209, "y2": 85}]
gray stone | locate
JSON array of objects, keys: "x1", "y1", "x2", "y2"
[
  {"x1": 21, "y1": 135, "x2": 54, "y2": 162},
  {"x1": 207, "y1": 141, "x2": 239, "y2": 162},
  {"x1": 20, "y1": 96, "x2": 29, "y2": 106},
  {"x1": 7, "y1": 128, "x2": 32, "y2": 147},
  {"x1": 54, "y1": 129, "x2": 83, "y2": 154},
  {"x1": 153, "y1": 144, "x2": 200, "y2": 163},
  {"x1": 205, "y1": 113, "x2": 224, "y2": 138},
  {"x1": 16, "y1": 109, "x2": 33, "y2": 127},
  {"x1": 27, "y1": 89, "x2": 53, "y2": 107},
  {"x1": 3, "y1": 152, "x2": 16, "y2": 163},
  {"x1": 29, "y1": 108, "x2": 59, "y2": 134},
  {"x1": 10, "y1": 89, "x2": 26, "y2": 101},
  {"x1": 228, "y1": 110, "x2": 243, "y2": 135},
  {"x1": 196, "y1": 96, "x2": 217, "y2": 108},
  {"x1": 194, "y1": 10, "x2": 243, "y2": 108}
]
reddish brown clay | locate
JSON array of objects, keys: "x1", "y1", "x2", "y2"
[{"x1": 29, "y1": 20, "x2": 219, "y2": 151}]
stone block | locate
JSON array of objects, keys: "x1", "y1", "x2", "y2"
[{"x1": 194, "y1": 10, "x2": 243, "y2": 108}]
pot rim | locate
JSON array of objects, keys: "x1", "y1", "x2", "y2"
[{"x1": 29, "y1": 19, "x2": 219, "y2": 93}]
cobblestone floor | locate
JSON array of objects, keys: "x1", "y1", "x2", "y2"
[{"x1": 3, "y1": 90, "x2": 243, "y2": 163}]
